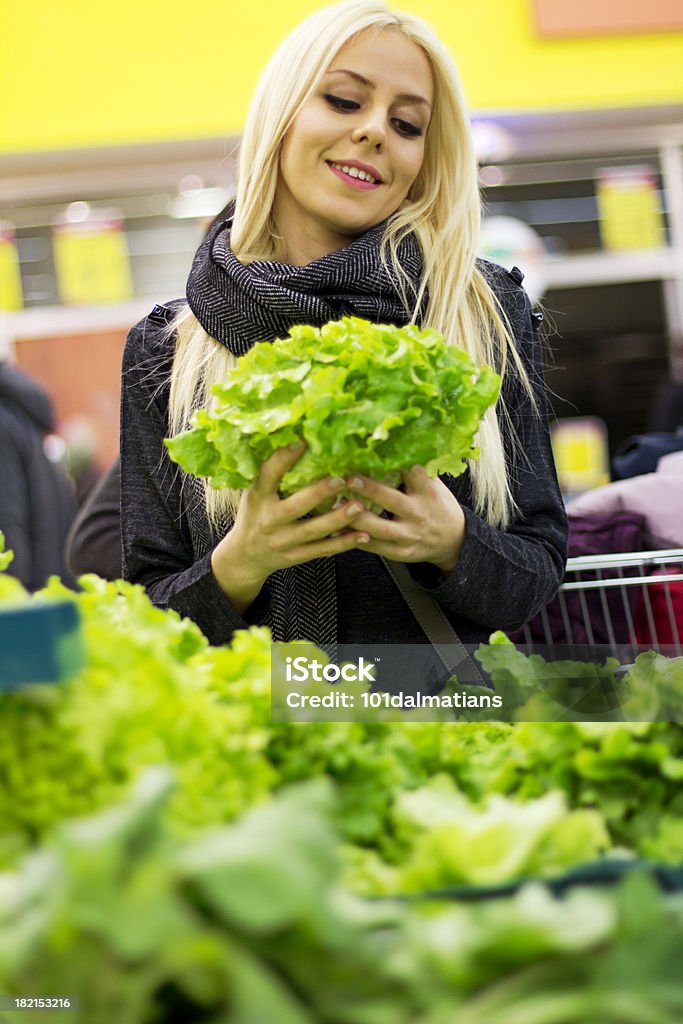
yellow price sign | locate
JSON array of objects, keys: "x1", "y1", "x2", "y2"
[
  {"x1": 552, "y1": 417, "x2": 610, "y2": 496},
  {"x1": 52, "y1": 216, "x2": 133, "y2": 305},
  {"x1": 596, "y1": 165, "x2": 665, "y2": 251}
]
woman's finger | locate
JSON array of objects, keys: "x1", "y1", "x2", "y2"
[
  {"x1": 345, "y1": 474, "x2": 413, "y2": 516},
  {"x1": 278, "y1": 473, "x2": 347, "y2": 521},
  {"x1": 340, "y1": 533, "x2": 403, "y2": 558},
  {"x1": 400, "y1": 464, "x2": 432, "y2": 492},
  {"x1": 252, "y1": 442, "x2": 306, "y2": 497},
  {"x1": 350, "y1": 508, "x2": 406, "y2": 543},
  {"x1": 278, "y1": 500, "x2": 366, "y2": 547},
  {"x1": 288, "y1": 529, "x2": 370, "y2": 564}
]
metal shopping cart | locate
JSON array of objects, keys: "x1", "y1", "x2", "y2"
[{"x1": 517, "y1": 549, "x2": 683, "y2": 663}]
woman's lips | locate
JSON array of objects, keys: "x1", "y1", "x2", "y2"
[{"x1": 327, "y1": 163, "x2": 381, "y2": 191}]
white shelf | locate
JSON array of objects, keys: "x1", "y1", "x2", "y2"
[
  {"x1": 544, "y1": 248, "x2": 683, "y2": 290},
  {"x1": 1, "y1": 297, "x2": 167, "y2": 342}
]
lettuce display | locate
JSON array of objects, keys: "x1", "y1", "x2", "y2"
[
  {"x1": 1, "y1": 569, "x2": 683, "y2": 876},
  {"x1": 164, "y1": 316, "x2": 500, "y2": 498},
  {"x1": 269, "y1": 719, "x2": 683, "y2": 872},
  {"x1": 1, "y1": 770, "x2": 682, "y2": 1024},
  {"x1": 2, "y1": 538, "x2": 683, "y2": 1019},
  {"x1": 1, "y1": 540, "x2": 683, "y2": 888},
  {"x1": 0, "y1": 572, "x2": 277, "y2": 867}
]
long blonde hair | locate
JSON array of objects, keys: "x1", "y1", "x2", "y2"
[{"x1": 168, "y1": 0, "x2": 534, "y2": 532}]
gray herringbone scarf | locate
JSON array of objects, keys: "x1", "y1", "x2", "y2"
[{"x1": 185, "y1": 209, "x2": 424, "y2": 652}]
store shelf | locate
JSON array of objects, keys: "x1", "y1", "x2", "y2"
[
  {"x1": 2, "y1": 298, "x2": 163, "y2": 342},
  {"x1": 2, "y1": 245, "x2": 681, "y2": 347},
  {"x1": 544, "y1": 247, "x2": 683, "y2": 290},
  {"x1": 1, "y1": 106, "x2": 682, "y2": 389}
]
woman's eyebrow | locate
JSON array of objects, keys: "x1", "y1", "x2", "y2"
[{"x1": 326, "y1": 67, "x2": 431, "y2": 108}]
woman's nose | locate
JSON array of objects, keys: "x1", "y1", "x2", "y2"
[{"x1": 351, "y1": 119, "x2": 386, "y2": 149}]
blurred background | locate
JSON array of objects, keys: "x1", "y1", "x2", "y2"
[{"x1": 1, "y1": 0, "x2": 683, "y2": 496}]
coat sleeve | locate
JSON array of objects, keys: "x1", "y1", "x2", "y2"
[
  {"x1": 0, "y1": 414, "x2": 32, "y2": 587},
  {"x1": 408, "y1": 269, "x2": 569, "y2": 633},
  {"x1": 65, "y1": 456, "x2": 122, "y2": 581},
  {"x1": 120, "y1": 317, "x2": 268, "y2": 645}
]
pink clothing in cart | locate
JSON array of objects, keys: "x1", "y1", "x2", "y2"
[{"x1": 566, "y1": 450, "x2": 683, "y2": 548}]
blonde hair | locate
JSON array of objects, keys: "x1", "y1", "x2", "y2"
[{"x1": 168, "y1": 0, "x2": 535, "y2": 532}]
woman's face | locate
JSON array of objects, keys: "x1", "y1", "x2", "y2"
[{"x1": 274, "y1": 28, "x2": 434, "y2": 265}]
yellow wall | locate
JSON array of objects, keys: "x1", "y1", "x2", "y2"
[{"x1": 2, "y1": 0, "x2": 683, "y2": 153}]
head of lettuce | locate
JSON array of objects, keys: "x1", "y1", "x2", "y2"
[{"x1": 164, "y1": 317, "x2": 500, "y2": 500}]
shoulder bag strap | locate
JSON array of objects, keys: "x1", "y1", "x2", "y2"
[{"x1": 381, "y1": 557, "x2": 486, "y2": 685}]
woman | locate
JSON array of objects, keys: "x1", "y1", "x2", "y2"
[{"x1": 121, "y1": 0, "x2": 567, "y2": 654}]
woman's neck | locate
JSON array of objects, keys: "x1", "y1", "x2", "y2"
[
  {"x1": 272, "y1": 191, "x2": 358, "y2": 266},
  {"x1": 279, "y1": 234, "x2": 350, "y2": 266}
]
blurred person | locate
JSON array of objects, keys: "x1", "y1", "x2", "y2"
[
  {"x1": 65, "y1": 456, "x2": 121, "y2": 580},
  {"x1": 0, "y1": 360, "x2": 76, "y2": 589},
  {"x1": 120, "y1": 0, "x2": 567, "y2": 653},
  {"x1": 611, "y1": 427, "x2": 683, "y2": 481}
]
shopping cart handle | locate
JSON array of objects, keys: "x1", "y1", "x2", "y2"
[{"x1": 0, "y1": 601, "x2": 84, "y2": 689}]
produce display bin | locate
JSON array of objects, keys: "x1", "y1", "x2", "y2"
[
  {"x1": 0, "y1": 601, "x2": 83, "y2": 689},
  {"x1": 408, "y1": 858, "x2": 683, "y2": 903}
]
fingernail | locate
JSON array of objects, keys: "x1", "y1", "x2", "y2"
[
  {"x1": 345, "y1": 503, "x2": 361, "y2": 518},
  {"x1": 289, "y1": 441, "x2": 306, "y2": 451},
  {"x1": 329, "y1": 476, "x2": 345, "y2": 490},
  {"x1": 349, "y1": 476, "x2": 364, "y2": 489},
  {"x1": 357, "y1": 534, "x2": 370, "y2": 544}
]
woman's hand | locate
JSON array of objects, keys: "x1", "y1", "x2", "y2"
[
  {"x1": 345, "y1": 465, "x2": 466, "y2": 574},
  {"x1": 211, "y1": 443, "x2": 370, "y2": 614}
]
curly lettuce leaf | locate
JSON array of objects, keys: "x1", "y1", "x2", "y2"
[{"x1": 165, "y1": 316, "x2": 500, "y2": 496}]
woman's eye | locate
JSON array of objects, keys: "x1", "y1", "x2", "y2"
[
  {"x1": 324, "y1": 94, "x2": 360, "y2": 112},
  {"x1": 392, "y1": 118, "x2": 423, "y2": 138}
]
